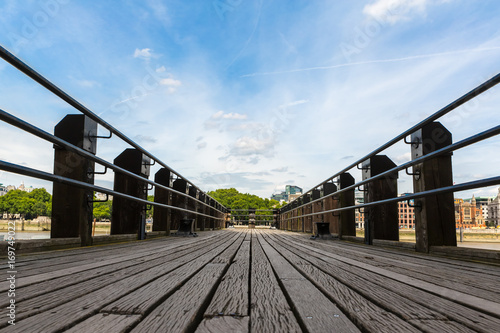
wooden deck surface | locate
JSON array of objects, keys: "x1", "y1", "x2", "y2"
[{"x1": 1, "y1": 229, "x2": 500, "y2": 332}]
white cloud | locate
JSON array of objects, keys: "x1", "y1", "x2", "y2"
[
  {"x1": 211, "y1": 111, "x2": 247, "y2": 120},
  {"x1": 156, "y1": 66, "x2": 166, "y2": 73},
  {"x1": 133, "y1": 48, "x2": 152, "y2": 59},
  {"x1": 230, "y1": 136, "x2": 274, "y2": 157},
  {"x1": 363, "y1": 0, "x2": 451, "y2": 24},
  {"x1": 160, "y1": 78, "x2": 182, "y2": 87}
]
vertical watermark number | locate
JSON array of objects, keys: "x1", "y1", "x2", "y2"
[{"x1": 6, "y1": 220, "x2": 16, "y2": 326}]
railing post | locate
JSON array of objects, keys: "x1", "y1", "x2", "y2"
[
  {"x1": 153, "y1": 168, "x2": 171, "y2": 235},
  {"x1": 411, "y1": 121, "x2": 456, "y2": 252},
  {"x1": 303, "y1": 194, "x2": 311, "y2": 232},
  {"x1": 362, "y1": 155, "x2": 399, "y2": 245},
  {"x1": 311, "y1": 189, "x2": 320, "y2": 235},
  {"x1": 209, "y1": 198, "x2": 216, "y2": 229},
  {"x1": 248, "y1": 208, "x2": 256, "y2": 229},
  {"x1": 198, "y1": 193, "x2": 206, "y2": 231},
  {"x1": 322, "y1": 182, "x2": 339, "y2": 236},
  {"x1": 52, "y1": 114, "x2": 97, "y2": 246},
  {"x1": 188, "y1": 185, "x2": 198, "y2": 230},
  {"x1": 171, "y1": 178, "x2": 188, "y2": 232},
  {"x1": 111, "y1": 148, "x2": 151, "y2": 240},
  {"x1": 339, "y1": 173, "x2": 356, "y2": 238}
]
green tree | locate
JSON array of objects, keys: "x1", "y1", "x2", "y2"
[
  {"x1": 93, "y1": 201, "x2": 112, "y2": 220},
  {"x1": 208, "y1": 188, "x2": 283, "y2": 225}
]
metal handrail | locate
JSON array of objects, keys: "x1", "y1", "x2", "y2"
[
  {"x1": 0, "y1": 45, "x2": 224, "y2": 209},
  {"x1": 281, "y1": 124, "x2": 500, "y2": 214},
  {"x1": 0, "y1": 108, "x2": 225, "y2": 214},
  {"x1": 281, "y1": 73, "x2": 500, "y2": 212},
  {"x1": 0, "y1": 160, "x2": 219, "y2": 220},
  {"x1": 281, "y1": 176, "x2": 500, "y2": 220}
]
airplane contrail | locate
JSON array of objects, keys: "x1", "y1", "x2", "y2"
[{"x1": 240, "y1": 46, "x2": 500, "y2": 78}]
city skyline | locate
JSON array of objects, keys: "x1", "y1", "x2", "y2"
[{"x1": 1, "y1": 1, "x2": 500, "y2": 198}]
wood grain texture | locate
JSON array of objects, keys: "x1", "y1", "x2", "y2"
[
  {"x1": 204, "y1": 239, "x2": 250, "y2": 317},
  {"x1": 2, "y1": 229, "x2": 498, "y2": 333},
  {"x1": 250, "y1": 232, "x2": 302, "y2": 333},
  {"x1": 102, "y1": 233, "x2": 242, "y2": 315},
  {"x1": 257, "y1": 232, "x2": 360, "y2": 333},
  {"x1": 271, "y1": 232, "x2": 500, "y2": 332},
  {"x1": 130, "y1": 234, "x2": 243, "y2": 333},
  {"x1": 63, "y1": 313, "x2": 141, "y2": 333},
  {"x1": 196, "y1": 316, "x2": 249, "y2": 333},
  {"x1": 262, "y1": 233, "x2": 420, "y2": 333}
]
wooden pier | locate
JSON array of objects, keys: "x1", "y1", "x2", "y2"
[{"x1": 1, "y1": 229, "x2": 500, "y2": 332}]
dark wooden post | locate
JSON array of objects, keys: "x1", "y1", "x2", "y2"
[
  {"x1": 188, "y1": 185, "x2": 198, "y2": 229},
  {"x1": 171, "y1": 178, "x2": 188, "y2": 231},
  {"x1": 323, "y1": 182, "x2": 339, "y2": 236},
  {"x1": 198, "y1": 193, "x2": 206, "y2": 231},
  {"x1": 273, "y1": 209, "x2": 279, "y2": 228},
  {"x1": 248, "y1": 208, "x2": 256, "y2": 229},
  {"x1": 153, "y1": 168, "x2": 171, "y2": 235},
  {"x1": 339, "y1": 173, "x2": 356, "y2": 238},
  {"x1": 303, "y1": 194, "x2": 311, "y2": 233},
  {"x1": 411, "y1": 122, "x2": 456, "y2": 252},
  {"x1": 52, "y1": 115, "x2": 97, "y2": 246},
  {"x1": 209, "y1": 198, "x2": 216, "y2": 229},
  {"x1": 111, "y1": 148, "x2": 151, "y2": 240},
  {"x1": 362, "y1": 155, "x2": 399, "y2": 244},
  {"x1": 311, "y1": 189, "x2": 320, "y2": 235}
]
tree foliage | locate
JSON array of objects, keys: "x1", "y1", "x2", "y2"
[
  {"x1": 0, "y1": 188, "x2": 52, "y2": 219},
  {"x1": 208, "y1": 188, "x2": 284, "y2": 223}
]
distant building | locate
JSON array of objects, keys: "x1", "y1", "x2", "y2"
[
  {"x1": 285, "y1": 185, "x2": 302, "y2": 195},
  {"x1": 271, "y1": 185, "x2": 303, "y2": 203},
  {"x1": 270, "y1": 192, "x2": 287, "y2": 203},
  {"x1": 355, "y1": 190, "x2": 364, "y2": 228},
  {"x1": 0, "y1": 184, "x2": 7, "y2": 196},
  {"x1": 398, "y1": 197, "x2": 415, "y2": 229},
  {"x1": 455, "y1": 196, "x2": 485, "y2": 229},
  {"x1": 487, "y1": 188, "x2": 500, "y2": 227}
]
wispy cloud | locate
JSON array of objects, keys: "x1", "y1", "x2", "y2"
[
  {"x1": 133, "y1": 48, "x2": 152, "y2": 59},
  {"x1": 241, "y1": 46, "x2": 500, "y2": 77},
  {"x1": 211, "y1": 111, "x2": 247, "y2": 120},
  {"x1": 363, "y1": 0, "x2": 452, "y2": 24}
]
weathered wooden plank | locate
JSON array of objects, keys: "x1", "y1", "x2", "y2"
[
  {"x1": 3, "y1": 234, "x2": 225, "y2": 307},
  {"x1": 270, "y1": 232, "x2": 500, "y2": 332},
  {"x1": 257, "y1": 232, "x2": 360, "y2": 333},
  {"x1": 101, "y1": 232, "x2": 243, "y2": 315},
  {"x1": 262, "y1": 233, "x2": 421, "y2": 333},
  {"x1": 0, "y1": 234, "x2": 237, "y2": 331},
  {"x1": 285, "y1": 237, "x2": 500, "y2": 318},
  {"x1": 0, "y1": 232, "x2": 222, "y2": 293},
  {"x1": 204, "y1": 240, "x2": 250, "y2": 317},
  {"x1": 63, "y1": 313, "x2": 141, "y2": 333},
  {"x1": 129, "y1": 234, "x2": 244, "y2": 332},
  {"x1": 296, "y1": 235, "x2": 500, "y2": 297},
  {"x1": 250, "y1": 232, "x2": 302, "y2": 333},
  {"x1": 196, "y1": 316, "x2": 249, "y2": 333}
]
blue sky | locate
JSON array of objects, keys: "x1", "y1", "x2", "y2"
[{"x1": 1, "y1": 0, "x2": 500, "y2": 199}]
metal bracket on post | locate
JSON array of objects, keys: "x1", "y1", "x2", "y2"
[
  {"x1": 404, "y1": 135, "x2": 420, "y2": 148},
  {"x1": 407, "y1": 199, "x2": 422, "y2": 212},
  {"x1": 405, "y1": 167, "x2": 421, "y2": 180},
  {"x1": 88, "y1": 129, "x2": 112, "y2": 141},
  {"x1": 87, "y1": 166, "x2": 107, "y2": 177}
]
